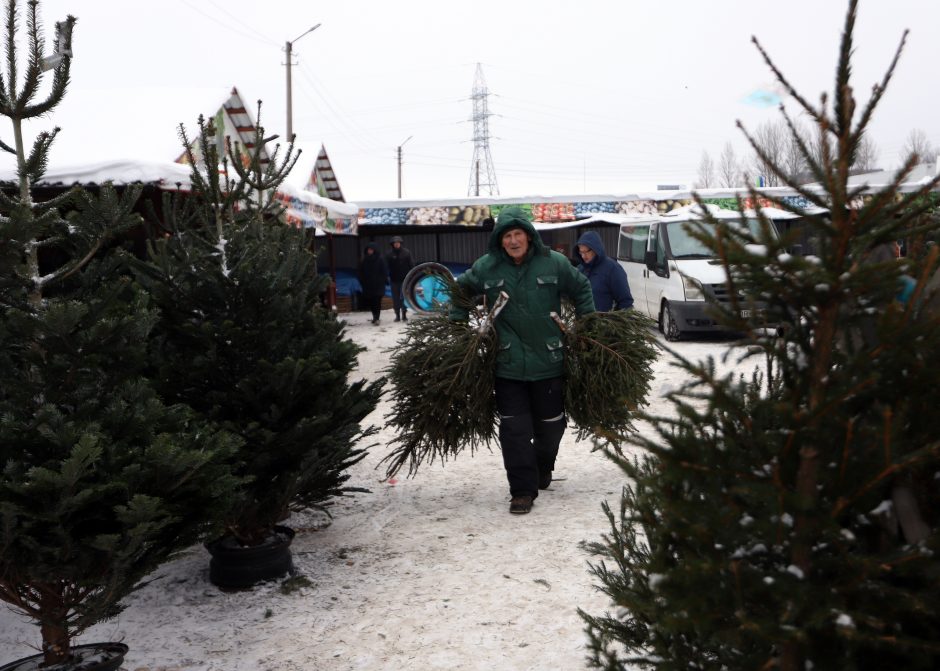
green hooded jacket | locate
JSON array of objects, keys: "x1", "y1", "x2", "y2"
[{"x1": 452, "y1": 207, "x2": 595, "y2": 381}]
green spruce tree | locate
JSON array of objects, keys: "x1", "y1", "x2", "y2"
[
  {"x1": 0, "y1": 1, "x2": 239, "y2": 666},
  {"x1": 582, "y1": 2, "x2": 940, "y2": 669},
  {"x1": 133, "y1": 108, "x2": 383, "y2": 549}
]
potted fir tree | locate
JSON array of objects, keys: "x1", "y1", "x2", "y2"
[
  {"x1": 133, "y1": 111, "x2": 384, "y2": 588},
  {"x1": 0, "y1": 2, "x2": 240, "y2": 668},
  {"x1": 582, "y1": 2, "x2": 940, "y2": 670}
]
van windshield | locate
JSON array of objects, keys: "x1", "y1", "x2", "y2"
[{"x1": 664, "y1": 218, "x2": 766, "y2": 259}]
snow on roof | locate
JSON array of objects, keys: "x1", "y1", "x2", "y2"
[
  {"x1": 659, "y1": 203, "x2": 741, "y2": 220},
  {"x1": 0, "y1": 158, "x2": 359, "y2": 232},
  {"x1": 0, "y1": 159, "x2": 194, "y2": 188},
  {"x1": 742, "y1": 205, "x2": 829, "y2": 219}
]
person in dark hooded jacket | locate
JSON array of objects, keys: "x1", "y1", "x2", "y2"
[
  {"x1": 385, "y1": 236, "x2": 415, "y2": 322},
  {"x1": 359, "y1": 243, "x2": 389, "y2": 324},
  {"x1": 451, "y1": 207, "x2": 595, "y2": 515},
  {"x1": 576, "y1": 230, "x2": 634, "y2": 311}
]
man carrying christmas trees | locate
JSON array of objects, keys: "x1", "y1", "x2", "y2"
[{"x1": 451, "y1": 207, "x2": 595, "y2": 514}]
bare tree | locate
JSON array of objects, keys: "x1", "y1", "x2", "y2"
[
  {"x1": 748, "y1": 119, "x2": 787, "y2": 186},
  {"x1": 695, "y1": 150, "x2": 715, "y2": 188},
  {"x1": 718, "y1": 142, "x2": 738, "y2": 187},
  {"x1": 852, "y1": 134, "x2": 879, "y2": 172},
  {"x1": 782, "y1": 122, "x2": 808, "y2": 183},
  {"x1": 900, "y1": 128, "x2": 935, "y2": 165}
]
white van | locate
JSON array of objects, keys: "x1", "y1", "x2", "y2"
[{"x1": 615, "y1": 205, "x2": 773, "y2": 341}]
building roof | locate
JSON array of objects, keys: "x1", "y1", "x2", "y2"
[
  {"x1": 305, "y1": 144, "x2": 345, "y2": 202},
  {"x1": 175, "y1": 87, "x2": 270, "y2": 167}
]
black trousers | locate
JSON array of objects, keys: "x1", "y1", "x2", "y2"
[
  {"x1": 390, "y1": 281, "x2": 406, "y2": 317},
  {"x1": 362, "y1": 293, "x2": 383, "y2": 321},
  {"x1": 495, "y1": 376, "x2": 566, "y2": 498}
]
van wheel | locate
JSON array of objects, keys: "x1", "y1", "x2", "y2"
[{"x1": 661, "y1": 301, "x2": 682, "y2": 342}]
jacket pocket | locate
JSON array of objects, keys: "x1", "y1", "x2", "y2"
[
  {"x1": 536, "y1": 275, "x2": 558, "y2": 287},
  {"x1": 497, "y1": 341, "x2": 512, "y2": 364},
  {"x1": 484, "y1": 278, "x2": 506, "y2": 306},
  {"x1": 545, "y1": 337, "x2": 564, "y2": 363}
]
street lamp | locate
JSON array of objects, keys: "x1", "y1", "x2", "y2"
[
  {"x1": 397, "y1": 135, "x2": 413, "y2": 198},
  {"x1": 285, "y1": 23, "x2": 321, "y2": 142}
]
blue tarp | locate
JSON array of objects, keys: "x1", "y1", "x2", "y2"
[{"x1": 323, "y1": 263, "x2": 471, "y2": 298}]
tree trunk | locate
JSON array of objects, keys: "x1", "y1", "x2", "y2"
[{"x1": 39, "y1": 585, "x2": 70, "y2": 666}]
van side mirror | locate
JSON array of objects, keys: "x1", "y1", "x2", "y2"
[{"x1": 644, "y1": 250, "x2": 656, "y2": 270}]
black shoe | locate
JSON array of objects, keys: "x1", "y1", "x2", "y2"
[
  {"x1": 538, "y1": 471, "x2": 552, "y2": 490},
  {"x1": 402, "y1": 313, "x2": 408, "y2": 321},
  {"x1": 394, "y1": 316, "x2": 401, "y2": 322},
  {"x1": 509, "y1": 495, "x2": 533, "y2": 515}
]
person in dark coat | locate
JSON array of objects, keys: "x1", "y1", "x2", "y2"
[
  {"x1": 359, "y1": 243, "x2": 389, "y2": 324},
  {"x1": 385, "y1": 235, "x2": 415, "y2": 322},
  {"x1": 576, "y1": 230, "x2": 634, "y2": 311},
  {"x1": 451, "y1": 207, "x2": 595, "y2": 515}
]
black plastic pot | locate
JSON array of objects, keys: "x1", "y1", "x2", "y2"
[
  {"x1": 206, "y1": 525, "x2": 295, "y2": 588},
  {"x1": 0, "y1": 642, "x2": 128, "y2": 671}
]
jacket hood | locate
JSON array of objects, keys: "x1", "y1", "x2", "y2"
[
  {"x1": 488, "y1": 206, "x2": 547, "y2": 259},
  {"x1": 576, "y1": 230, "x2": 607, "y2": 261},
  {"x1": 364, "y1": 242, "x2": 380, "y2": 254}
]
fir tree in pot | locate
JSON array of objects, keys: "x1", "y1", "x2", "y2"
[
  {"x1": 0, "y1": 2, "x2": 240, "y2": 668},
  {"x1": 133, "y1": 111, "x2": 383, "y2": 588},
  {"x1": 582, "y1": 2, "x2": 940, "y2": 669}
]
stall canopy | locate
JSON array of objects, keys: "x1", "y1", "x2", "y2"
[{"x1": 0, "y1": 158, "x2": 358, "y2": 234}]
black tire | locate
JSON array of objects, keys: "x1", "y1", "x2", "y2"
[{"x1": 661, "y1": 301, "x2": 682, "y2": 342}]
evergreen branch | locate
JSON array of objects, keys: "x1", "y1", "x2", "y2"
[
  {"x1": 381, "y1": 279, "x2": 502, "y2": 478},
  {"x1": 21, "y1": 15, "x2": 74, "y2": 119},
  {"x1": 777, "y1": 107, "x2": 830, "y2": 197},
  {"x1": 22, "y1": 125, "x2": 57, "y2": 182},
  {"x1": 750, "y1": 35, "x2": 823, "y2": 124},
  {"x1": 736, "y1": 120, "x2": 829, "y2": 212},
  {"x1": 833, "y1": 0, "x2": 858, "y2": 138},
  {"x1": 831, "y1": 440, "x2": 940, "y2": 518},
  {"x1": 853, "y1": 29, "x2": 907, "y2": 142},
  {"x1": 561, "y1": 310, "x2": 659, "y2": 444},
  {"x1": 17, "y1": 0, "x2": 43, "y2": 110},
  {"x1": 3, "y1": 0, "x2": 18, "y2": 108}
]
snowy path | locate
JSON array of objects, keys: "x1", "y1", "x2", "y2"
[{"x1": 0, "y1": 311, "x2": 754, "y2": 671}]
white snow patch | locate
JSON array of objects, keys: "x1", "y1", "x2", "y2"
[
  {"x1": 834, "y1": 613, "x2": 855, "y2": 628},
  {"x1": 786, "y1": 564, "x2": 805, "y2": 579}
]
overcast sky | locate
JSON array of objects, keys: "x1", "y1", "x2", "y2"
[{"x1": 6, "y1": 0, "x2": 939, "y2": 201}]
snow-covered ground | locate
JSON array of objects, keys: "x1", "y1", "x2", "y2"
[{"x1": 0, "y1": 310, "x2": 756, "y2": 671}]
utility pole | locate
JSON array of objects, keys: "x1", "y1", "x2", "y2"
[
  {"x1": 285, "y1": 23, "x2": 321, "y2": 142},
  {"x1": 397, "y1": 135, "x2": 413, "y2": 198}
]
